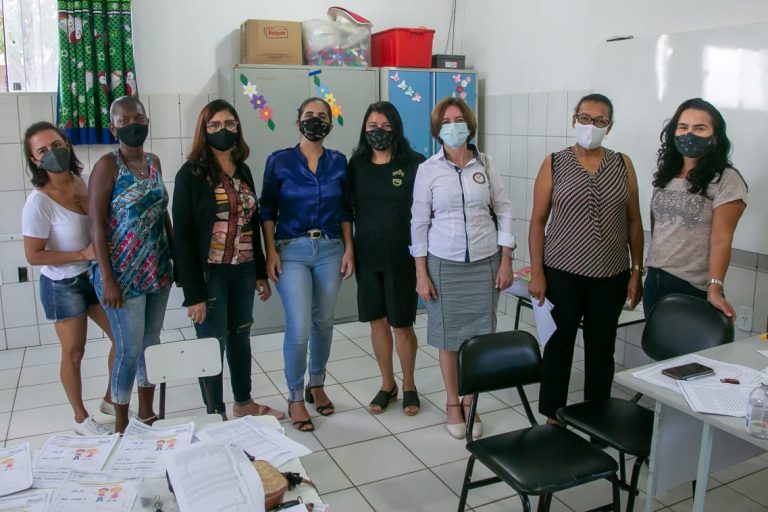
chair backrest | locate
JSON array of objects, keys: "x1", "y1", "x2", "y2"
[
  {"x1": 145, "y1": 338, "x2": 222, "y2": 384},
  {"x1": 457, "y1": 331, "x2": 541, "y2": 396},
  {"x1": 642, "y1": 293, "x2": 734, "y2": 361}
]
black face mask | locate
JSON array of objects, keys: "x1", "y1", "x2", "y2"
[
  {"x1": 115, "y1": 123, "x2": 149, "y2": 147},
  {"x1": 365, "y1": 128, "x2": 394, "y2": 151},
  {"x1": 674, "y1": 132, "x2": 713, "y2": 158},
  {"x1": 39, "y1": 147, "x2": 72, "y2": 174},
  {"x1": 206, "y1": 129, "x2": 239, "y2": 152},
  {"x1": 299, "y1": 117, "x2": 331, "y2": 142}
]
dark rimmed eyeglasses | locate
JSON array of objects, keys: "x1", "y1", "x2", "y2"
[{"x1": 574, "y1": 113, "x2": 611, "y2": 129}]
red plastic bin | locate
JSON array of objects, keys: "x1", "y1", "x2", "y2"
[{"x1": 371, "y1": 27, "x2": 436, "y2": 68}]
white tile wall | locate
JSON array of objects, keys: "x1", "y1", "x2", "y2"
[
  {"x1": 0, "y1": 96, "x2": 20, "y2": 143},
  {"x1": 0, "y1": 92, "x2": 196, "y2": 351},
  {"x1": 0, "y1": 144, "x2": 25, "y2": 191},
  {"x1": 482, "y1": 89, "x2": 767, "y2": 368}
]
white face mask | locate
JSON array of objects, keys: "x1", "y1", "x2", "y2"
[
  {"x1": 574, "y1": 122, "x2": 607, "y2": 150},
  {"x1": 439, "y1": 122, "x2": 470, "y2": 148}
]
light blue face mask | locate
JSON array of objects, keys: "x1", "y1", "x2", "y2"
[{"x1": 439, "y1": 122, "x2": 470, "y2": 148}]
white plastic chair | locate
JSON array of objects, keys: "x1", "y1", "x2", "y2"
[{"x1": 144, "y1": 337, "x2": 224, "y2": 428}]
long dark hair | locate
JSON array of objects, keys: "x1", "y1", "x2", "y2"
[
  {"x1": 351, "y1": 101, "x2": 413, "y2": 164},
  {"x1": 23, "y1": 121, "x2": 83, "y2": 188},
  {"x1": 653, "y1": 98, "x2": 742, "y2": 197},
  {"x1": 186, "y1": 100, "x2": 250, "y2": 185}
]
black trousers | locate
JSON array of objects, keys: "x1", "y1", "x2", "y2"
[{"x1": 538, "y1": 266, "x2": 630, "y2": 418}]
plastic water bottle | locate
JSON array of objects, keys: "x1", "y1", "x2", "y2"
[{"x1": 746, "y1": 383, "x2": 768, "y2": 439}]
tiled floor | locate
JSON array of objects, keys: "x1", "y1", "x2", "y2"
[{"x1": 1, "y1": 312, "x2": 767, "y2": 511}]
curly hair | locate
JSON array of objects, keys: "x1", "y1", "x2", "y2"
[{"x1": 653, "y1": 98, "x2": 742, "y2": 197}]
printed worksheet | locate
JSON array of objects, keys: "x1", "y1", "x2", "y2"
[
  {"x1": 35, "y1": 434, "x2": 119, "y2": 472},
  {"x1": 0, "y1": 443, "x2": 33, "y2": 497},
  {"x1": 48, "y1": 472, "x2": 139, "y2": 512},
  {"x1": 164, "y1": 442, "x2": 265, "y2": 512},
  {"x1": 107, "y1": 419, "x2": 194, "y2": 478},
  {"x1": 0, "y1": 489, "x2": 52, "y2": 512},
  {"x1": 195, "y1": 416, "x2": 311, "y2": 467}
]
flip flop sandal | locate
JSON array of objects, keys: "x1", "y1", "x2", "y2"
[{"x1": 369, "y1": 385, "x2": 398, "y2": 414}]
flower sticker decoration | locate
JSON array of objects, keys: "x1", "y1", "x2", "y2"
[
  {"x1": 240, "y1": 74, "x2": 275, "y2": 131},
  {"x1": 390, "y1": 73, "x2": 422, "y2": 103},
  {"x1": 451, "y1": 74, "x2": 472, "y2": 100},
  {"x1": 309, "y1": 70, "x2": 344, "y2": 126}
]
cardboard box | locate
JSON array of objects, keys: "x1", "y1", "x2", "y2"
[{"x1": 241, "y1": 19, "x2": 303, "y2": 65}]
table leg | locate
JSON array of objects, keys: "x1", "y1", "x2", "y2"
[
  {"x1": 692, "y1": 423, "x2": 714, "y2": 512},
  {"x1": 644, "y1": 402, "x2": 663, "y2": 512}
]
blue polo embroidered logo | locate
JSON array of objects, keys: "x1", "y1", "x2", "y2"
[{"x1": 473, "y1": 172, "x2": 486, "y2": 184}]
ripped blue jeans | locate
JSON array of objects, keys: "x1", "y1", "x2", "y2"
[{"x1": 194, "y1": 263, "x2": 257, "y2": 413}]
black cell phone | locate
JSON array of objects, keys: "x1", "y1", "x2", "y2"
[{"x1": 661, "y1": 362, "x2": 715, "y2": 381}]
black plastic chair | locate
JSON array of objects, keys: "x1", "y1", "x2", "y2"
[
  {"x1": 556, "y1": 293, "x2": 734, "y2": 512},
  {"x1": 457, "y1": 331, "x2": 621, "y2": 512}
]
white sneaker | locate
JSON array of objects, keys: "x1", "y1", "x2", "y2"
[
  {"x1": 74, "y1": 416, "x2": 112, "y2": 436},
  {"x1": 99, "y1": 399, "x2": 137, "y2": 418}
]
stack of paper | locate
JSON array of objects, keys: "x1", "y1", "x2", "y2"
[
  {"x1": 632, "y1": 355, "x2": 768, "y2": 394},
  {"x1": 107, "y1": 419, "x2": 194, "y2": 478},
  {"x1": 32, "y1": 434, "x2": 119, "y2": 488},
  {"x1": 0, "y1": 443, "x2": 33, "y2": 497},
  {"x1": 48, "y1": 471, "x2": 139, "y2": 512},
  {"x1": 164, "y1": 442, "x2": 265, "y2": 512},
  {"x1": 196, "y1": 417, "x2": 311, "y2": 467},
  {"x1": 678, "y1": 381, "x2": 754, "y2": 416}
]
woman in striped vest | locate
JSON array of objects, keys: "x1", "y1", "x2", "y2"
[{"x1": 528, "y1": 93, "x2": 644, "y2": 424}]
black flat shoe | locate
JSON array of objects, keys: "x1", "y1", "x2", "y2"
[
  {"x1": 305, "y1": 385, "x2": 335, "y2": 416},
  {"x1": 369, "y1": 385, "x2": 398, "y2": 414},
  {"x1": 402, "y1": 389, "x2": 420, "y2": 416}
]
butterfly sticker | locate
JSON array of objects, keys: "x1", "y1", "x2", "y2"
[
  {"x1": 404, "y1": 87, "x2": 415, "y2": 97},
  {"x1": 412, "y1": 93, "x2": 422, "y2": 103},
  {"x1": 452, "y1": 74, "x2": 462, "y2": 83},
  {"x1": 397, "y1": 80, "x2": 408, "y2": 90},
  {"x1": 390, "y1": 72, "x2": 400, "y2": 82}
]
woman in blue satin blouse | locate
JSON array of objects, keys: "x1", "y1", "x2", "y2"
[{"x1": 260, "y1": 97, "x2": 354, "y2": 432}]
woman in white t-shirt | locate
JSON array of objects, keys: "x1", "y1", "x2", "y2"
[
  {"x1": 21, "y1": 122, "x2": 117, "y2": 436},
  {"x1": 644, "y1": 98, "x2": 748, "y2": 318}
]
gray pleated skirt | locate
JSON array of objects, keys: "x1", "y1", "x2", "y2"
[{"x1": 425, "y1": 252, "x2": 501, "y2": 351}]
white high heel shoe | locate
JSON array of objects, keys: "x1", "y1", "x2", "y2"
[{"x1": 445, "y1": 403, "x2": 466, "y2": 439}]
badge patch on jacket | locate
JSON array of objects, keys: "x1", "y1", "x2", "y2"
[
  {"x1": 392, "y1": 169, "x2": 404, "y2": 187},
  {"x1": 472, "y1": 172, "x2": 486, "y2": 184}
]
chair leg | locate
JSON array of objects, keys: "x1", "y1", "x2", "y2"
[
  {"x1": 625, "y1": 456, "x2": 645, "y2": 512},
  {"x1": 518, "y1": 493, "x2": 532, "y2": 512},
  {"x1": 619, "y1": 451, "x2": 627, "y2": 485},
  {"x1": 611, "y1": 475, "x2": 621, "y2": 512},
  {"x1": 158, "y1": 382, "x2": 166, "y2": 420},
  {"x1": 515, "y1": 299, "x2": 523, "y2": 329},
  {"x1": 537, "y1": 494, "x2": 552, "y2": 512},
  {"x1": 457, "y1": 455, "x2": 476, "y2": 512},
  {"x1": 201, "y1": 380, "x2": 216, "y2": 415}
]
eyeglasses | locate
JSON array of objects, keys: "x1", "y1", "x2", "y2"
[
  {"x1": 574, "y1": 113, "x2": 611, "y2": 129},
  {"x1": 206, "y1": 120, "x2": 239, "y2": 132}
]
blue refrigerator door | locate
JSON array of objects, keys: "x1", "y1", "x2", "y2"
[
  {"x1": 384, "y1": 69, "x2": 433, "y2": 158},
  {"x1": 433, "y1": 71, "x2": 478, "y2": 153}
]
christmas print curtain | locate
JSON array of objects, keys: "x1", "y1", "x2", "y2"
[{"x1": 57, "y1": 0, "x2": 137, "y2": 145}]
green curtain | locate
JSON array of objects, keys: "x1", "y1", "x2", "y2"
[{"x1": 57, "y1": 0, "x2": 137, "y2": 144}]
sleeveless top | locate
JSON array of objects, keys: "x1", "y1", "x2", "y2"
[
  {"x1": 102, "y1": 148, "x2": 172, "y2": 298},
  {"x1": 543, "y1": 147, "x2": 629, "y2": 278}
]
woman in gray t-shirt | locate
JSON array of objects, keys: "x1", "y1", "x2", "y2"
[{"x1": 644, "y1": 98, "x2": 747, "y2": 318}]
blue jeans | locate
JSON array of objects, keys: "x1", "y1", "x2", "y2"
[
  {"x1": 194, "y1": 263, "x2": 256, "y2": 414},
  {"x1": 642, "y1": 267, "x2": 707, "y2": 318},
  {"x1": 94, "y1": 268, "x2": 171, "y2": 405},
  {"x1": 275, "y1": 237, "x2": 344, "y2": 402}
]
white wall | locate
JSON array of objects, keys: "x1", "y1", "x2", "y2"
[
  {"x1": 131, "y1": 0, "x2": 453, "y2": 94},
  {"x1": 461, "y1": 0, "x2": 768, "y2": 94}
]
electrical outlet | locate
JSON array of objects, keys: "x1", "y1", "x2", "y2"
[
  {"x1": 736, "y1": 306, "x2": 753, "y2": 332},
  {"x1": 18, "y1": 267, "x2": 28, "y2": 283}
]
